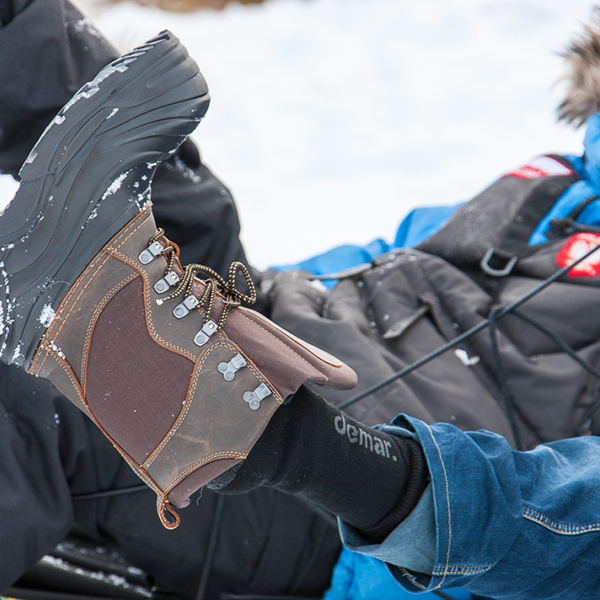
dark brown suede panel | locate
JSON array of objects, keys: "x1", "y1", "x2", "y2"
[
  {"x1": 86, "y1": 277, "x2": 195, "y2": 464},
  {"x1": 60, "y1": 262, "x2": 138, "y2": 386}
]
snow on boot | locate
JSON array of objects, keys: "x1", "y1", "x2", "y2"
[{"x1": 0, "y1": 31, "x2": 357, "y2": 528}]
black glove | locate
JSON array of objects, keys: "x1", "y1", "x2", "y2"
[{"x1": 210, "y1": 385, "x2": 430, "y2": 543}]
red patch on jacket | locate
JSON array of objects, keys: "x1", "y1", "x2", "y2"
[
  {"x1": 556, "y1": 233, "x2": 600, "y2": 277},
  {"x1": 504, "y1": 156, "x2": 574, "y2": 180}
]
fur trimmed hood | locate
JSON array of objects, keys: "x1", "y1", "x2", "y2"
[{"x1": 558, "y1": 7, "x2": 600, "y2": 127}]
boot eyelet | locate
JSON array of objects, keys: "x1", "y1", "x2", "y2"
[
  {"x1": 173, "y1": 295, "x2": 199, "y2": 319},
  {"x1": 194, "y1": 320, "x2": 218, "y2": 347},
  {"x1": 139, "y1": 241, "x2": 163, "y2": 264},
  {"x1": 154, "y1": 271, "x2": 180, "y2": 294}
]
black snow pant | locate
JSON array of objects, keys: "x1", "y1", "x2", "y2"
[
  {"x1": 0, "y1": 363, "x2": 342, "y2": 598},
  {"x1": 0, "y1": 1, "x2": 341, "y2": 597}
]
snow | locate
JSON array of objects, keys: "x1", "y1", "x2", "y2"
[
  {"x1": 0, "y1": 0, "x2": 597, "y2": 270},
  {"x1": 171, "y1": 155, "x2": 203, "y2": 184},
  {"x1": 11, "y1": 343, "x2": 21, "y2": 363},
  {"x1": 41, "y1": 555, "x2": 153, "y2": 598},
  {"x1": 59, "y1": 83, "x2": 100, "y2": 115},
  {"x1": 101, "y1": 171, "x2": 129, "y2": 200},
  {"x1": 73, "y1": 15, "x2": 105, "y2": 39},
  {"x1": 0, "y1": 178, "x2": 18, "y2": 216},
  {"x1": 39, "y1": 304, "x2": 56, "y2": 328}
]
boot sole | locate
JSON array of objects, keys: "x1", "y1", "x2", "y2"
[{"x1": 0, "y1": 30, "x2": 209, "y2": 368}]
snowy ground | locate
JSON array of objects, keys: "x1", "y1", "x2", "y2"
[{"x1": 1, "y1": 0, "x2": 598, "y2": 269}]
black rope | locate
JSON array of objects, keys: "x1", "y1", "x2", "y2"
[
  {"x1": 549, "y1": 220, "x2": 600, "y2": 235},
  {"x1": 568, "y1": 194, "x2": 600, "y2": 221},
  {"x1": 580, "y1": 385, "x2": 600, "y2": 435},
  {"x1": 71, "y1": 483, "x2": 149, "y2": 501},
  {"x1": 195, "y1": 494, "x2": 225, "y2": 600},
  {"x1": 487, "y1": 313, "x2": 547, "y2": 449},
  {"x1": 488, "y1": 307, "x2": 523, "y2": 450},
  {"x1": 509, "y1": 308, "x2": 600, "y2": 435},
  {"x1": 511, "y1": 309, "x2": 600, "y2": 381},
  {"x1": 338, "y1": 238, "x2": 600, "y2": 411}
]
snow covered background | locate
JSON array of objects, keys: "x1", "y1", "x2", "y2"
[{"x1": 1, "y1": 0, "x2": 599, "y2": 269}]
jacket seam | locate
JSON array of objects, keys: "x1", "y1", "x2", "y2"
[
  {"x1": 422, "y1": 421, "x2": 452, "y2": 587},
  {"x1": 523, "y1": 505, "x2": 600, "y2": 534},
  {"x1": 431, "y1": 563, "x2": 493, "y2": 576}
]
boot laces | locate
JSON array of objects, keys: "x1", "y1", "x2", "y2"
[{"x1": 149, "y1": 229, "x2": 256, "y2": 331}]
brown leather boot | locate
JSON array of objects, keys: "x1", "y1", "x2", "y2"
[
  {"x1": 11, "y1": 33, "x2": 356, "y2": 528},
  {"x1": 29, "y1": 209, "x2": 357, "y2": 528}
]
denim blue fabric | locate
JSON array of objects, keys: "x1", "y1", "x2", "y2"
[
  {"x1": 341, "y1": 485, "x2": 437, "y2": 573},
  {"x1": 341, "y1": 414, "x2": 600, "y2": 599}
]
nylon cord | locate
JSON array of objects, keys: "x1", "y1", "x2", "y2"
[
  {"x1": 72, "y1": 483, "x2": 149, "y2": 501},
  {"x1": 488, "y1": 307, "x2": 524, "y2": 450},
  {"x1": 195, "y1": 494, "x2": 225, "y2": 600}
]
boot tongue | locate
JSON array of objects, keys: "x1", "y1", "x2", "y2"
[{"x1": 222, "y1": 306, "x2": 357, "y2": 400}]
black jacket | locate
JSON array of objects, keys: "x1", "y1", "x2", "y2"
[
  {"x1": 268, "y1": 157, "x2": 600, "y2": 451},
  {"x1": 0, "y1": 2, "x2": 340, "y2": 597}
]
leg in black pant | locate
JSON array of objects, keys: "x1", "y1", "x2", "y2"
[
  {"x1": 0, "y1": 0, "x2": 251, "y2": 280},
  {"x1": 211, "y1": 385, "x2": 430, "y2": 543}
]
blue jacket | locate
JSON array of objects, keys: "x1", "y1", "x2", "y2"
[{"x1": 340, "y1": 416, "x2": 600, "y2": 599}]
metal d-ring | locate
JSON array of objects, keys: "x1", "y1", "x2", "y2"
[{"x1": 480, "y1": 247, "x2": 517, "y2": 277}]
